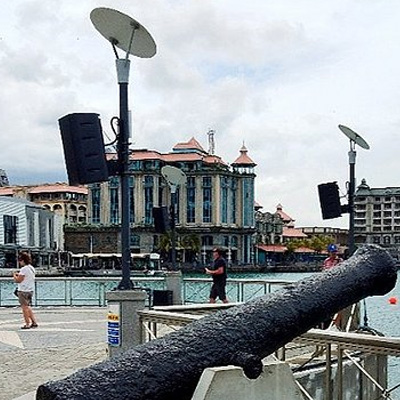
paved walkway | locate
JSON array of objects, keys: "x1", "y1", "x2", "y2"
[{"x1": 0, "y1": 306, "x2": 108, "y2": 400}]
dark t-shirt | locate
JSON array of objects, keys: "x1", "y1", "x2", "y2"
[{"x1": 211, "y1": 257, "x2": 227, "y2": 283}]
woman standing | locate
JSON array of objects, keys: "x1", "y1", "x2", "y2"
[{"x1": 13, "y1": 251, "x2": 38, "y2": 329}]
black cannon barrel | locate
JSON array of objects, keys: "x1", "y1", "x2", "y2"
[{"x1": 37, "y1": 244, "x2": 397, "y2": 400}]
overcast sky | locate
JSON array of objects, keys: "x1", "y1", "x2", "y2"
[{"x1": 1, "y1": 0, "x2": 399, "y2": 228}]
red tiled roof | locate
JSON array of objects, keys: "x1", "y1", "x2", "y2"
[
  {"x1": 276, "y1": 204, "x2": 294, "y2": 223},
  {"x1": 0, "y1": 187, "x2": 13, "y2": 195},
  {"x1": 162, "y1": 153, "x2": 203, "y2": 162},
  {"x1": 232, "y1": 144, "x2": 256, "y2": 166},
  {"x1": 28, "y1": 184, "x2": 88, "y2": 195},
  {"x1": 293, "y1": 247, "x2": 315, "y2": 253},
  {"x1": 257, "y1": 244, "x2": 287, "y2": 253},
  {"x1": 173, "y1": 137, "x2": 206, "y2": 153},
  {"x1": 107, "y1": 148, "x2": 228, "y2": 166},
  {"x1": 131, "y1": 151, "x2": 163, "y2": 160},
  {"x1": 282, "y1": 227, "x2": 307, "y2": 238}
]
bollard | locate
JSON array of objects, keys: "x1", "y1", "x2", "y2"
[
  {"x1": 105, "y1": 290, "x2": 147, "y2": 358},
  {"x1": 164, "y1": 270, "x2": 183, "y2": 305}
]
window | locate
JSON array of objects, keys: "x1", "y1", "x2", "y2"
[
  {"x1": 186, "y1": 177, "x2": 196, "y2": 223},
  {"x1": 3, "y1": 215, "x2": 18, "y2": 244},
  {"x1": 221, "y1": 176, "x2": 228, "y2": 224},
  {"x1": 130, "y1": 234, "x2": 140, "y2": 247},
  {"x1": 203, "y1": 177, "x2": 212, "y2": 223},
  {"x1": 144, "y1": 176, "x2": 154, "y2": 225},
  {"x1": 110, "y1": 178, "x2": 119, "y2": 224},
  {"x1": 372, "y1": 236, "x2": 381, "y2": 244},
  {"x1": 201, "y1": 235, "x2": 213, "y2": 246},
  {"x1": 230, "y1": 179, "x2": 237, "y2": 223},
  {"x1": 129, "y1": 177, "x2": 135, "y2": 224},
  {"x1": 91, "y1": 186, "x2": 101, "y2": 224}
]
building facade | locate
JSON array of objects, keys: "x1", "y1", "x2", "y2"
[
  {"x1": 79, "y1": 138, "x2": 257, "y2": 266},
  {"x1": 0, "y1": 183, "x2": 88, "y2": 250},
  {"x1": 0, "y1": 196, "x2": 54, "y2": 268},
  {"x1": 354, "y1": 178, "x2": 400, "y2": 259}
]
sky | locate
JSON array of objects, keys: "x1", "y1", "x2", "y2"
[{"x1": 1, "y1": 0, "x2": 400, "y2": 229}]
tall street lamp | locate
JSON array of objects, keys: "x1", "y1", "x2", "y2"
[
  {"x1": 338, "y1": 125, "x2": 370, "y2": 256},
  {"x1": 90, "y1": 8, "x2": 156, "y2": 289}
]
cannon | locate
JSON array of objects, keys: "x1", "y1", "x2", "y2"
[{"x1": 37, "y1": 244, "x2": 397, "y2": 400}]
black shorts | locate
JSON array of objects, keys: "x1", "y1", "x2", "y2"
[{"x1": 210, "y1": 281, "x2": 227, "y2": 301}]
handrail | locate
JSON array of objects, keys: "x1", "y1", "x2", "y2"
[{"x1": 138, "y1": 308, "x2": 400, "y2": 356}]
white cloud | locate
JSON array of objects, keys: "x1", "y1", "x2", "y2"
[{"x1": 1, "y1": 0, "x2": 399, "y2": 228}]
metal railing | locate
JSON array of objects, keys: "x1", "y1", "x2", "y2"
[
  {"x1": 0, "y1": 276, "x2": 291, "y2": 307},
  {"x1": 138, "y1": 304, "x2": 400, "y2": 400}
]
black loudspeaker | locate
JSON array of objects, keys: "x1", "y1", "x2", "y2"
[
  {"x1": 153, "y1": 290, "x2": 173, "y2": 306},
  {"x1": 153, "y1": 206, "x2": 170, "y2": 233},
  {"x1": 318, "y1": 182, "x2": 342, "y2": 220},
  {"x1": 59, "y1": 113, "x2": 109, "y2": 185}
]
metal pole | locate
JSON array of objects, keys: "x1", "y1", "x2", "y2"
[
  {"x1": 170, "y1": 190, "x2": 177, "y2": 271},
  {"x1": 348, "y1": 144, "x2": 356, "y2": 256},
  {"x1": 116, "y1": 59, "x2": 133, "y2": 290}
]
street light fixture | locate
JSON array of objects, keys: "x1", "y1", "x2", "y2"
[
  {"x1": 338, "y1": 124, "x2": 370, "y2": 256},
  {"x1": 90, "y1": 8, "x2": 156, "y2": 289},
  {"x1": 161, "y1": 166, "x2": 187, "y2": 270}
]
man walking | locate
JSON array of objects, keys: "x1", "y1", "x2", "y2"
[{"x1": 205, "y1": 247, "x2": 228, "y2": 303}]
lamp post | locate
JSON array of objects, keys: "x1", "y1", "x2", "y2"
[
  {"x1": 161, "y1": 166, "x2": 187, "y2": 270},
  {"x1": 338, "y1": 125, "x2": 370, "y2": 256},
  {"x1": 91, "y1": 8, "x2": 157, "y2": 289}
]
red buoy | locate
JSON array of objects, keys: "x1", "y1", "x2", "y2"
[{"x1": 389, "y1": 296, "x2": 398, "y2": 305}]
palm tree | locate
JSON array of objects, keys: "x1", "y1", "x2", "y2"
[{"x1": 180, "y1": 234, "x2": 201, "y2": 263}]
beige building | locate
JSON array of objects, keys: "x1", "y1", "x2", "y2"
[
  {"x1": 78, "y1": 138, "x2": 257, "y2": 266},
  {"x1": 354, "y1": 178, "x2": 400, "y2": 259}
]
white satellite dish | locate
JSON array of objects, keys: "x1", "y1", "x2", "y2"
[
  {"x1": 338, "y1": 125, "x2": 370, "y2": 150},
  {"x1": 161, "y1": 166, "x2": 187, "y2": 188},
  {"x1": 90, "y1": 7, "x2": 156, "y2": 58}
]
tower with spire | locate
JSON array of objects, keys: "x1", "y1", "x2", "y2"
[{"x1": 231, "y1": 143, "x2": 256, "y2": 174}]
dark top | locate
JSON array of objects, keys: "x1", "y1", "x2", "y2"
[{"x1": 211, "y1": 256, "x2": 227, "y2": 283}]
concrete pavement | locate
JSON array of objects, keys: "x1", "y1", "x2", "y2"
[{"x1": 0, "y1": 306, "x2": 108, "y2": 400}]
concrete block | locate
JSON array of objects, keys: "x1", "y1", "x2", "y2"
[{"x1": 191, "y1": 361, "x2": 303, "y2": 400}]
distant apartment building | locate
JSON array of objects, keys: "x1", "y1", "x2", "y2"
[
  {"x1": 354, "y1": 178, "x2": 400, "y2": 258},
  {"x1": 71, "y1": 138, "x2": 257, "y2": 266},
  {"x1": 0, "y1": 196, "x2": 54, "y2": 267},
  {"x1": 299, "y1": 227, "x2": 348, "y2": 248},
  {"x1": 0, "y1": 183, "x2": 88, "y2": 250}
]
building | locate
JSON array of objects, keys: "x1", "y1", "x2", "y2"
[
  {"x1": 299, "y1": 227, "x2": 348, "y2": 248},
  {"x1": 354, "y1": 178, "x2": 400, "y2": 258},
  {"x1": 0, "y1": 183, "x2": 88, "y2": 250},
  {"x1": 69, "y1": 138, "x2": 257, "y2": 266},
  {"x1": 0, "y1": 196, "x2": 54, "y2": 268}
]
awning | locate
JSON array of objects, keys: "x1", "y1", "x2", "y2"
[{"x1": 256, "y1": 244, "x2": 287, "y2": 253}]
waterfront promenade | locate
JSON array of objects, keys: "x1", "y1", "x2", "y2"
[{"x1": 0, "y1": 306, "x2": 108, "y2": 400}]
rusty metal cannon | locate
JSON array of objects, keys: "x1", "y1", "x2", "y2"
[{"x1": 37, "y1": 244, "x2": 397, "y2": 400}]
